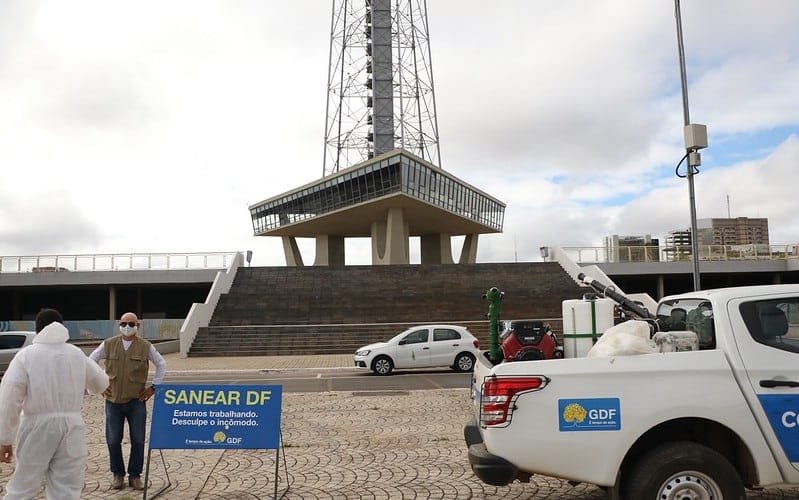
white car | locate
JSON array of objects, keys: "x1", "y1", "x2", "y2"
[
  {"x1": 354, "y1": 324, "x2": 481, "y2": 375},
  {"x1": 0, "y1": 331, "x2": 36, "y2": 376}
]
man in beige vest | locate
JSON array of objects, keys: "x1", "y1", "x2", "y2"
[{"x1": 90, "y1": 312, "x2": 166, "y2": 491}]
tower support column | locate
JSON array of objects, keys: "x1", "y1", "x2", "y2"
[
  {"x1": 421, "y1": 234, "x2": 454, "y2": 265},
  {"x1": 282, "y1": 236, "x2": 304, "y2": 267},
  {"x1": 371, "y1": 208, "x2": 409, "y2": 264},
  {"x1": 459, "y1": 234, "x2": 479, "y2": 264},
  {"x1": 314, "y1": 235, "x2": 345, "y2": 267},
  {"x1": 370, "y1": 0, "x2": 394, "y2": 156}
]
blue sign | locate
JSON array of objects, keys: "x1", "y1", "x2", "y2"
[
  {"x1": 149, "y1": 384, "x2": 282, "y2": 450},
  {"x1": 758, "y1": 394, "x2": 799, "y2": 462},
  {"x1": 558, "y1": 398, "x2": 621, "y2": 432}
]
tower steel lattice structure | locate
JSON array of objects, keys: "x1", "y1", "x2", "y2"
[{"x1": 323, "y1": 0, "x2": 442, "y2": 176}]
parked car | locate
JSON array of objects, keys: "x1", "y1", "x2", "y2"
[
  {"x1": 354, "y1": 324, "x2": 480, "y2": 375},
  {"x1": 0, "y1": 331, "x2": 36, "y2": 376}
]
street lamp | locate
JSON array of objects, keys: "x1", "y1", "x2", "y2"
[
  {"x1": 539, "y1": 246, "x2": 549, "y2": 260},
  {"x1": 674, "y1": 0, "x2": 707, "y2": 291}
]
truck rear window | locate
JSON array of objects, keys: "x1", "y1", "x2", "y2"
[
  {"x1": 656, "y1": 299, "x2": 715, "y2": 349},
  {"x1": 739, "y1": 299, "x2": 799, "y2": 354}
]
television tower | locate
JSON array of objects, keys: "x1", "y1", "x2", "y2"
[{"x1": 322, "y1": 0, "x2": 441, "y2": 175}]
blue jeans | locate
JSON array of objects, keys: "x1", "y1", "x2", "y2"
[{"x1": 105, "y1": 399, "x2": 146, "y2": 478}]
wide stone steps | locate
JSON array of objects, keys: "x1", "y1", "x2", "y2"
[
  {"x1": 188, "y1": 323, "x2": 492, "y2": 357},
  {"x1": 187, "y1": 323, "x2": 567, "y2": 357},
  {"x1": 187, "y1": 263, "x2": 582, "y2": 357}
]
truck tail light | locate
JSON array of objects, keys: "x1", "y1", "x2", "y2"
[{"x1": 480, "y1": 375, "x2": 549, "y2": 427}]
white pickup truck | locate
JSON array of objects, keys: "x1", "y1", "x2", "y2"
[{"x1": 465, "y1": 284, "x2": 799, "y2": 500}]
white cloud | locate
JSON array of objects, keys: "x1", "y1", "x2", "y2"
[{"x1": 0, "y1": 186, "x2": 102, "y2": 254}]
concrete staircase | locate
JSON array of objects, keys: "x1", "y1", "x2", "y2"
[
  {"x1": 188, "y1": 323, "x2": 478, "y2": 357},
  {"x1": 188, "y1": 263, "x2": 583, "y2": 357}
]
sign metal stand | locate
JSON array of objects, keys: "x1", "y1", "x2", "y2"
[
  {"x1": 142, "y1": 449, "x2": 172, "y2": 499},
  {"x1": 189, "y1": 433, "x2": 290, "y2": 500}
]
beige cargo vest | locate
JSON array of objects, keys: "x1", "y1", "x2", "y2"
[{"x1": 103, "y1": 335, "x2": 151, "y2": 404}]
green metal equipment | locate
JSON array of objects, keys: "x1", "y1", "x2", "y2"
[{"x1": 483, "y1": 286, "x2": 504, "y2": 363}]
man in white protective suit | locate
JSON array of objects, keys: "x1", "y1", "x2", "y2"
[{"x1": 0, "y1": 308, "x2": 109, "y2": 499}]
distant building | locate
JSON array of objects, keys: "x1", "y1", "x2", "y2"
[
  {"x1": 697, "y1": 217, "x2": 770, "y2": 246},
  {"x1": 662, "y1": 218, "x2": 770, "y2": 261},
  {"x1": 604, "y1": 234, "x2": 660, "y2": 262},
  {"x1": 663, "y1": 229, "x2": 693, "y2": 260},
  {"x1": 665, "y1": 229, "x2": 692, "y2": 247}
]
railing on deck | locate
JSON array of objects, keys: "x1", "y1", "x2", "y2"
[
  {"x1": 1, "y1": 319, "x2": 183, "y2": 341},
  {"x1": 0, "y1": 252, "x2": 238, "y2": 273},
  {"x1": 558, "y1": 244, "x2": 799, "y2": 264}
]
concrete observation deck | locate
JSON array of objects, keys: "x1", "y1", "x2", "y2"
[{"x1": 248, "y1": 149, "x2": 506, "y2": 266}]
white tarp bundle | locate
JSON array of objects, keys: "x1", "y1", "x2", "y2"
[{"x1": 586, "y1": 320, "x2": 656, "y2": 358}]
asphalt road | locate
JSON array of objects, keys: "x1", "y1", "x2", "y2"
[{"x1": 163, "y1": 367, "x2": 472, "y2": 392}]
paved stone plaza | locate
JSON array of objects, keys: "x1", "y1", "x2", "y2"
[{"x1": 2, "y1": 354, "x2": 799, "y2": 499}]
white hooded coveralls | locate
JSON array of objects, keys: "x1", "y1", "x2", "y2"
[{"x1": 0, "y1": 322, "x2": 109, "y2": 500}]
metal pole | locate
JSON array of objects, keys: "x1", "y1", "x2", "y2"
[{"x1": 674, "y1": 0, "x2": 701, "y2": 291}]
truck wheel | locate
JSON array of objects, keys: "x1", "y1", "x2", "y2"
[
  {"x1": 624, "y1": 441, "x2": 744, "y2": 500},
  {"x1": 454, "y1": 353, "x2": 475, "y2": 372},
  {"x1": 371, "y1": 356, "x2": 394, "y2": 375}
]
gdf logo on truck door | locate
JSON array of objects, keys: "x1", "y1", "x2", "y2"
[
  {"x1": 758, "y1": 395, "x2": 799, "y2": 462},
  {"x1": 558, "y1": 398, "x2": 621, "y2": 432}
]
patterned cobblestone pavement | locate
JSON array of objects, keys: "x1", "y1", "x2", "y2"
[{"x1": 2, "y1": 382, "x2": 799, "y2": 498}]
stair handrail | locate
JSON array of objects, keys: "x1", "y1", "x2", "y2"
[{"x1": 179, "y1": 252, "x2": 244, "y2": 357}]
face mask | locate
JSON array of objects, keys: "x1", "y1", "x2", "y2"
[{"x1": 120, "y1": 325, "x2": 138, "y2": 336}]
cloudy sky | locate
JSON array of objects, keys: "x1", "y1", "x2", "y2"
[{"x1": 1, "y1": 0, "x2": 798, "y2": 266}]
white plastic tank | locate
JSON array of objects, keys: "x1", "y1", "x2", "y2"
[{"x1": 562, "y1": 297, "x2": 615, "y2": 358}]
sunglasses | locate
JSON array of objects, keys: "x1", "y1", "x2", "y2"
[{"x1": 119, "y1": 322, "x2": 138, "y2": 327}]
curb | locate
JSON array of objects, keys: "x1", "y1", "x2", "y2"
[{"x1": 163, "y1": 365, "x2": 354, "y2": 376}]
